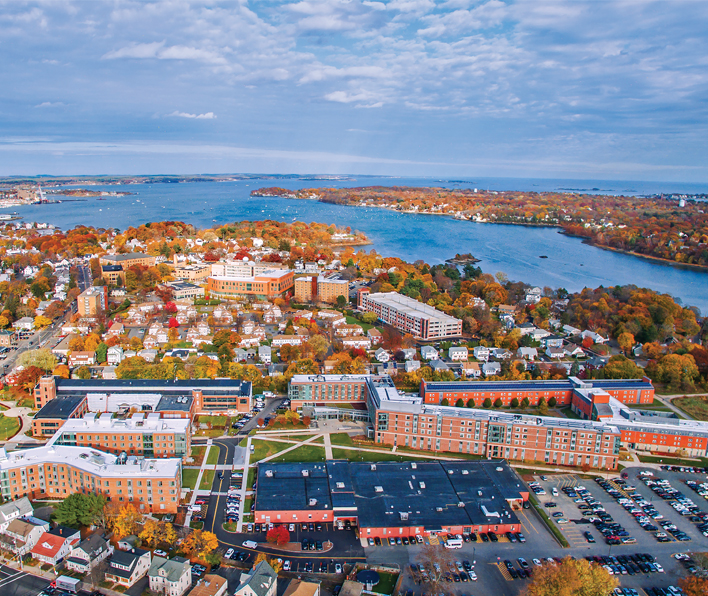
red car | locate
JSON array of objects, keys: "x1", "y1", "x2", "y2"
[{"x1": 195, "y1": 499, "x2": 208, "y2": 505}]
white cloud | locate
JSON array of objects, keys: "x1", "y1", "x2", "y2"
[
  {"x1": 102, "y1": 41, "x2": 165, "y2": 60},
  {"x1": 167, "y1": 111, "x2": 217, "y2": 119},
  {"x1": 34, "y1": 102, "x2": 66, "y2": 108}
]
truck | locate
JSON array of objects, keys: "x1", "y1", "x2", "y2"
[{"x1": 54, "y1": 576, "x2": 81, "y2": 593}]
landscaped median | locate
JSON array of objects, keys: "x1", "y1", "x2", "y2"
[{"x1": 527, "y1": 492, "x2": 570, "y2": 548}]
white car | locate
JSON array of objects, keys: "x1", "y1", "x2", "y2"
[
  {"x1": 532, "y1": 559, "x2": 542, "y2": 567},
  {"x1": 655, "y1": 563, "x2": 664, "y2": 573},
  {"x1": 335, "y1": 563, "x2": 342, "y2": 573},
  {"x1": 154, "y1": 549, "x2": 168, "y2": 557},
  {"x1": 283, "y1": 560, "x2": 291, "y2": 571},
  {"x1": 225, "y1": 548, "x2": 235, "y2": 559},
  {"x1": 188, "y1": 505, "x2": 202, "y2": 512},
  {"x1": 289, "y1": 524, "x2": 295, "y2": 532},
  {"x1": 468, "y1": 571, "x2": 477, "y2": 581}
]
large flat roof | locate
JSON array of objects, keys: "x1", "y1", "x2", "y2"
[
  {"x1": 54, "y1": 377, "x2": 251, "y2": 396},
  {"x1": 34, "y1": 395, "x2": 86, "y2": 420},
  {"x1": 363, "y1": 292, "x2": 461, "y2": 324},
  {"x1": 255, "y1": 460, "x2": 523, "y2": 531}
]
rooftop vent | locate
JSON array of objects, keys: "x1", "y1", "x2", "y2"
[
  {"x1": 370, "y1": 464, "x2": 376, "y2": 471},
  {"x1": 411, "y1": 462, "x2": 417, "y2": 469},
  {"x1": 477, "y1": 490, "x2": 483, "y2": 497},
  {"x1": 496, "y1": 466, "x2": 504, "y2": 472},
  {"x1": 308, "y1": 498, "x2": 318, "y2": 507},
  {"x1": 436, "y1": 507, "x2": 443, "y2": 512},
  {"x1": 461, "y1": 469, "x2": 469, "y2": 475},
  {"x1": 399, "y1": 512, "x2": 409, "y2": 521},
  {"x1": 336, "y1": 482, "x2": 345, "y2": 489},
  {"x1": 419, "y1": 482, "x2": 426, "y2": 489},
  {"x1": 374, "y1": 486, "x2": 384, "y2": 493},
  {"x1": 302, "y1": 470, "x2": 309, "y2": 477},
  {"x1": 265, "y1": 470, "x2": 273, "y2": 477},
  {"x1": 458, "y1": 501, "x2": 465, "y2": 508}
]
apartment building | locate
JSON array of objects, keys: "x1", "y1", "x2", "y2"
[
  {"x1": 99, "y1": 253, "x2": 157, "y2": 270},
  {"x1": 208, "y1": 269, "x2": 294, "y2": 300},
  {"x1": 34, "y1": 376, "x2": 252, "y2": 413},
  {"x1": 76, "y1": 286, "x2": 108, "y2": 317},
  {"x1": 162, "y1": 281, "x2": 205, "y2": 300},
  {"x1": 210, "y1": 260, "x2": 288, "y2": 278},
  {"x1": 101, "y1": 264, "x2": 124, "y2": 285},
  {"x1": 357, "y1": 289, "x2": 462, "y2": 340},
  {"x1": 48, "y1": 412, "x2": 191, "y2": 459},
  {"x1": 32, "y1": 395, "x2": 89, "y2": 438},
  {"x1": 172, "y1": 263, "x2": 211, "y2": 282},
  {"x1": 288, "y1": 374, "x2": 372, "y2": 409},
  {"x1": 0, "y1": 446, "x2": 181, "y2": 512},
  {"x1": 294, "y1": 274, "x2": 349, "y2": 304}
]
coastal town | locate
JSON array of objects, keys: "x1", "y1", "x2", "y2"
[{"x1": 0, "y1": 212, "x2": 703, "y2": 596}]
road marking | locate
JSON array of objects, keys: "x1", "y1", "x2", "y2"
[
  {"x1": 0, "y1": 570, "x2": 26, "y2": 589},
  {"x1": 519, "y1": 509, "x2": 539, "y2": 534},
  {"x1": 494, "y1": 562, "x2": 514, "y2": 581}
]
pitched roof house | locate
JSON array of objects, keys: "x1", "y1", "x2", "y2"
[
  {"x1": 106, "y1": 547, "x2": 152, "y2": 587},
  {"x1": 65, "y1": 531, "x2": 113, "y2": 573},
  {"x1": 234, "y1": 560, "x2": 278, "y2": 596},
  {"x1": 148, "y1": 555, "x2": 192, "y2": 596}
]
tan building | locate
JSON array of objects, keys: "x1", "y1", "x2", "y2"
[
  {"x1": 77, "y1": 286, "x2": 108, "y2": 317},
  {"x1": 283, "y1": 580, "x2": 320, "y2": 596},
  {"x1": 173, "y1": 263, "x2": 211, "y2": 282},
  {"x1": 208, "y1": 269, "x2": 294, "y2": 300},
  {"x1": 101, "y1": 265, "x2": 124, "y2": 285},
  {"x1": 100, "y1": 252, "x2": 157, "y2": 270},
  {"x1": 294, "y1": 277, "x2": 316, "y2": 303},
  {"x1": 0, "y1": 445, "x2": 182, "y2": 513},
  {"x1": 295, "y1": 274, "x2": 349, "y2": 304}
]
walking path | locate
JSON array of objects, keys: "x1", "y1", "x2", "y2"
[
  {"x1": 653, "y1": 394, "x2": 695, "y2": 420},
  {"x1": 184, "y1": 440, "x2": 213, "y2": 526},
  {"x1": 236, "y1": 435, "x2": 252, "y2": 533},
  {"x1": 323, "y1": 432, "x2": 333, "y2": 459}
]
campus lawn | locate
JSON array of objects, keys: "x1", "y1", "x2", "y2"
[
  {"x1": 329, "y1": 432, "x2": 356, "y2": 447},
  {"x1": 0, "y1": 415, "x2": 20, "y2": 440},
  {"x1": 671, "y1": 395, "x2": 708, "y2": 421},
  {"x1": 559, "y1": 406, "x2": 582, "y2": 420},
  {"x1": 331, "y1": 448, "x2": 420, "y2": 462},
  {"x1": 198, "y1": 415, "x2": 228, "y2": 428},
  {"x1": 345, "y1": 315, "x2": 375, "y2": 332},
  {"x1": 370, "y1": 571, "x2": 399, "y2": 595},
  {"x1": 247, "y1": 467, "x2": 256, "y2": 488},
  {"x1": 206, "y1": 446, "x2": 221, "y2": 465},
  {"x1": 270, "y1": 445, "x2": 326, "y2": 463},
  {"x1": 199, "y1": 470, "x2": 215, "y2": 491},
  {"x1": 250, "y1": 439, "x2": 293, "y2": 462},
  {"x1": 182, "y1": 469, "x2": 199, "y2": 490},
  {"x1": 637, "y1": 453, "x2": 708, "y2": 467}
]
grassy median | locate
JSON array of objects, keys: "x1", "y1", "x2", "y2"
[{"x1": 527, "y1": 492, "x2": 569, "y2": 548}]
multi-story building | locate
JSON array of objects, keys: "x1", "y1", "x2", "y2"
[
  {"x1": 210, "y1": 260, "x2": 288, "y2": 278},
  {"x1": 49, "y1": 412, "x2": 191, "y2": 459},
  {"x1": 162, "y1": 281, "x2": 205, "y2": 300},
  {"x1": 148, "y1": 556, "x2": 192, "y2": 596},
  {"x1": 101, "y1": 264, "x2": 124, "y2": 285},
  {"x1": 172, "y1": 263, "x2": 211, "y2": 282},
  {"x1": 32, "y1": 395, "x2": 89, "y2": 438},
  {"x1": 357, "y1": 289, "x2": 462, "y2": 340},
  {"x1": 99, "y1": 253, "x2": 157, "y2": 270},
  {"x1": 288, "y1": 375, "x2": 372, "y2": 410},
  {"x1": 76, "y1": 286, "x2": 108, "y2": 317},
  {"x1": 208, "y1": 269, "x2": 294, "y2": 300},
  {"x1": 0, "y1": 445, "x2": 181, "y2": 512},
  {"x1": 34, "y1": 376, "x2": 252, "y2": 413},
  {"x1": 294, "y1": 274, "x2": 349, "y2": 304}
]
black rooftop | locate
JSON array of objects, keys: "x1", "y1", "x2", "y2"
[
  {"x1": 54, "y1": 377, "x2": 251, "y2": 396},
  {"x1": 34, "y1": 395, "x2": 86, "y2": 420}
]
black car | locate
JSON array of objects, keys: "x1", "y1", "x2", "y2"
[
  {"x1": 301, "y1": 539, "x2": 309, "y2": 551},
  {"x1": 374, "y1": 536, "x2": 382, "y2": 546},
  {"x1": 316, "y1": 540, "x2": 323, "y2": 551},
  {"x1": 479, "y1": 532, "x2": 489, "y2": 542},
  {"x1": 488, "y1": 531, "x2": 498, "y2": 542}
]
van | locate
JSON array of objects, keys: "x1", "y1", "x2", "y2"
[
  {"x1": 242, "y1": 540, "x2": 258, "y2": 549},
  {"x1": 444, "y1": 537, "x2": 463, "y2": 549}
]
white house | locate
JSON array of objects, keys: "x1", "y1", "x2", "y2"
[
  {"x1": 107, "y1": 346, "x2": 124, "y2": 366},
  {"x1": 472, "y1": 346, "x2": 490, "y2": 361},
  {"x1": 461, "y1": 361, "x2": 482, "y2": 378},
  {"x1": 272, "y1": 335, "x2": 304, "y2": 347},
  {"x1": 0, "y1": 497, "x2": 33, "y2": 532},
  {"x1": 341, "y1": 336, "x2": 372, "y2": 350},
  {"x1": 581, "y1": 330, "x2": 608, "y2": 344},
  {"x1": 148, "y1": 556, "x2": 192, "y2": 596},
  {"x1": 546, "y1": 347, "x2": 566, "y2": 360},
  {"x1": 562, "y1": 325, "x2": 581, "y2": 336},
  {"x1": 517, "y1": 347, "x2": 538, "y2": 361},
  {"x1": 106, "y1": 548, "x2": 152, "y2": 588},
  {"x1": 482, "y1": 362, "x2": 502, "y2": 376},
  {"x1": 374, "y1": 348, "x2": 389, "y2": 363},
  {"x1": 259, "y1": 345, "x2": 272, "y2": 364},
  {"x1": 400, "y1": 348, "x2": 416, "y2": 361},
  {"x1": 404, "y1": 360, "x2": 420, "y2": 373},
  {"x1": 448, "y1": 346, "x2": 468, "y2": 361},
  {"x1": 13, "y1": 317, "x2": 34, "y2": 331},
  {"x1": 421, "y1": 345, "x2": 439, "y2": 360},
  {"x1": 30, "y1": 527, "x2": 80, "y2": 566},
  {"x1": 0, "y1": 518, "x2": 48, "y2": 556}
]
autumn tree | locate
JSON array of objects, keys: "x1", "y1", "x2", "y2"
[
  {"x1": 266, "y1": 525, "x2": 290, "y2": 546},
  {"x1": 181, "y1": 529, "x2": 219, "y2": 560},
  {"x1": 52, "y1": 364, "x2": 71, "y2": 378},
  {"x1": 679, "y1": 576, "x2": 708, "y2": 596},
  {"x1": 526, "y1": 557, "x2": 617, "y2": 596},
  {"x1": 140, "y1": 519, "x2": 177, "y2": 548},
  {"x1": 110, "y1": 504, "x2": 142, "y2": 539},
  {"x1": 18, "y1": 348, "x2": 56, "y2": 372}
]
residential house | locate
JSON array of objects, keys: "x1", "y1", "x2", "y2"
[
  {"x1": 420, "y1": 346, "x2": 439, "y2": 361},
  {"x1": 546, "y1": 347, "x2": 566, "y2": 360},
  {"x1": 516, "y1": 322, "x2": 536, "y2": 336},
  {"x1": 69, "y1": 351, "x2": 96, "y2": 367},
  {"x1": 263, "y1": 307, "x2": 282, "y2": 324},
  {"x1": 107, "y1": 322, "x2": 125, "y2": 337},
  {"x1": 489, "y1": 348, "x2": 513, "y2": 360},
  {"x1": 0, "y1": 517, "x2": 48, "y2": 556},
  {"x1": 138, "y1": 349, "x2": 158, "y2": 362},
  {"x1": 188, "y1": 574, "x2": 228, "y2": 596},
  {"x1": 567, "y1": 346, "x2": 586, "y2": 358},
  {"x1": 103, "y1": 366, "x2": 118, "y2": 380},
  {"x1": 400, "y1": 348, "x2": 416, "y2": 360},
  {"x1": 367, "y1": 328, "x2": 383, "y2": 345},
  {"x1": 374, "y1": 348, "x2": 389, "y2": 363},
  {"x1": 461, "y1": 361, "x2": 482, "y2": 379},
  {"x1": 562, "y1": 325, "x2": 581, "y2": 336},
  {"x1": 259, "y1": 345, "x2": 272, "y2": 364},
  {"x1": 341, "y1": 336, "x2": 371, "y2": 350},
  {"x1": 335, "y1": 324, "x2": 363, "y2": 337},
  {"x1": 0, "y1": 496, "x2": 33, "y2": 532},
  {"x1": 117, "y1": 535, "x2": 139, "y2": 551},
  {"x1": 448, "y1": 346, "x2": 468, "y2": 361},
  {"x1": 283, "y1": 579, "x2": 320, "y2": 596},
  {"x1": 404, "y1": 360, "x2": 420, "y2": 373},
  {"x1": 107, "y1": 346, "x2": 124, "y2": 366},
  {"x1": 472, "y1": 346, "x2": 490, "y2": 361},
  {"x1": 30, "y1": 526, "x2": 80, "y2": 566},
  {"x1": 234, "y1": 560, "x2": 278, "y2": 596},
  {"x1": 482, "y1": 362, "x2": 502, "y2": 377},
  {"x1": 430, "y1": 359, "x2": 449, "y2": 372},
  {"x1": 13, "y1": 317, "x2": 34, "y2": 331},
  {"x1": 581, "y1": 330, "x2": 608, "y2": 344},
  {"x1": 106, "y1": 548, "x2": 152, "y2": 588},
  {"x1": 529, "y1": 328, "x2": 551, "y2": 341},
  {"x1": 517, "y1": 347, "x2": 538, "y2": 361},
  {"x1": 148, "y1": 556, "x2": 192, "y2": 596},
  {"x1": 212, "y1": 306, "x2": 234, "y2": 325},
  {"x1": 272, "y1": 335, "x2": 304, "y2": 348},
  {"x1": 65, "y1": 531, "x2": 113, "y2": 574},
  {"x1": 541, "y1": 335, "x2": 564, "y2": 349}
]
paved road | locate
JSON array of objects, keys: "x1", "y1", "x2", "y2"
[{"x1": 0, "y1": 563, "x2": 50, "y2": 596}]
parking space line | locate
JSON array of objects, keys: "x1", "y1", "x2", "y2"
[
  {"x1": 519, "y1": 510, "x2": 540, "y2": 534},
  {"x1": 493, "y1": 562, "x2": 514, "y2": 581}
]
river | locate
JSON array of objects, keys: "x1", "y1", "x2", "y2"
[{"x1": 7, "y1": 176, "x2": 708, "y2": 313}]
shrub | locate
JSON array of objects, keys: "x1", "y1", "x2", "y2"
[
  {"x1": 455, "y1": 398, "x2": 464, "y2": 407},
  {"x1": 548, "y1": 397, "x2": 557, "y2": 407},
  {"x1": 493, "y1": 398, "x2": 503, "y2": 408},
  {"x1": 483, "y1": 398, "x2": 492, "y2": 408},
  {"x1": 511, "y1": 397, "x2": 519, "y2": 408},
  {"x1": 441, "y1": 398, "x2": 449, "y2": 406},
  {"x1": 521, "y1": 397, "x2": 530, "y2": 408}
]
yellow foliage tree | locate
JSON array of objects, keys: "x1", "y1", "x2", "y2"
[
  {"x1": 111, "y1": 504, "x2": 142, "y2": 540},
  {"x1": 526, "y1": 557, "x2": 617, "y2": 596},
  {"x1": 34, "y1": 315, "x2": 52, "y2": 328},
  {"x1": 181, "y1": 529, "x2": 219, "y2": 560}
]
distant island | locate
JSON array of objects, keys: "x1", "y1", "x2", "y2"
[{"x1": 251, "y1": 185, "x2": 708, "y2": 270}]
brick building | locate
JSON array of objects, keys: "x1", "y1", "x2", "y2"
[
  {"x1": 32, "y1": 395, "x2": 89, "y2": 438},
  {"x1": 294, "y1": 274, "x2": 349, "y2": 304},
  {"x1": 76, "y1": 286, "x2": 108, "y2": 317},
  {"x1": 357, "y1": 289, "x2": 462, "y2": 340},
  {"x1": 99, "y1": 253, "x2": 157, "y2": 270},
  {"x1": 208, "y1": 269, "x2": 294, "y2": 300},
  {"x1": 0, "y1": 445, "x2": 181, "y2": 512}
]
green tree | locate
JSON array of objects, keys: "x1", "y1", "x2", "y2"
[
  {"x1": 483, "y1": 398, "x2": 492, "y2": 408},
  {"x1": 538, "y1": 397, "x2": 549, "y2": 416},
  {"x1": 361, "y1": 312, "x2": 378, "y2": 324},
  {"x1": 455, "y1": 398, "x2": 464, "y2": 407},
  {"x1": 95, "y1": 342, "x2": 109, "y2": 364},
  {"x1": 548, "y1": 396, "x2": 557, "y2": 408},
  {"x1": 601, "y1": 355, "x2": 644, "y2": 379},
  {"x1": 521, "y1": 397, "x2": 530, "y2": 408},
  {"x1": 53, "y1": 493, "x2": 106, "y2": 528},
  {"x1": 493, "y1": 398, "x2": 502, "y2": 408},
  {"x1": 336, "y1": 295, "x2": 347, "y2": 308},
  {"x1": 441, "y1": 398, "x2": 449, "y2": 406},
  {"x1": 18, "y1": 348, "x2": 57, "y2": 372},
  {"x1": 511, "y1": 397, "x2": 519, "y2": 408}
]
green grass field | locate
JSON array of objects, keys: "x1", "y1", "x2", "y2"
[
  {"x1": 345, "y1": 315, "x2": 375, "y2": 332},
  {"x1": 206, "y1": 446, "x2": 221, "y2": 465},
  {"x1": 199, "y1": 470, "x2": 215, "y2": 491},
  {"x1": 0, "y1": 415, "x2": 20, "y2": 440},
  {"x1": 637, "y1": 453, "x2": 708, "y2": 467},
  {"x1": 671, "y1": 395, "x2": 708, "y2": 421},
  {"x1": 331, "y1": 448, "x2": 421, "y2": 462},
  {"x1": 247, "y1": 467, "x2": 256, "y2": 488},
  {"x1": 329, "y1": 432, "x2": 357, "y2": 447},
  {"x1": 271, "y1": 445, "x2": 326, "y2": 463},
  {"x1": 198, "y1": 415, "x2": 228, "y2": 428},
  {"x1": 250, "y1": 439, "x2": 293, "y2": 462},
  {"x1": 182, "y1": 469, "x2": 199, "y2": 490},
  {"x1": 370, "y1": 571, "x2": 399, "y2": 595},
  {"x1": 559, "y1": 407, "x2": 582, "y2": 420}
]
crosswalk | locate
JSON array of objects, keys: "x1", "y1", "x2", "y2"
[
  {"x1": 428, "y1": 535, "x2": 440, "y2": 546},
  {"x1": 554, "y1": 474, "x2": 578, "y2": 489},
  {"x1": 561, "y1": 525, "x2": 588, "y2": 547}
]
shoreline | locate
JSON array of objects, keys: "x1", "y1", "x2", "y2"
[{"x1": 261, "y1": 191, "x2": 708, "y2": 273}]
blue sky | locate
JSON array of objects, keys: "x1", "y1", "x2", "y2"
[{"x1": 1, "y1": 0, "x2": 707, "y2": 181}]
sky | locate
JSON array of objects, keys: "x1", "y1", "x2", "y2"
[{"x1": 0, "y1": 0, "x2": 707, "y2": 181}]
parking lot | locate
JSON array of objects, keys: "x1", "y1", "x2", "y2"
[{"x1": 362, "y1": 465, "x2": 705, "y2": 596}]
